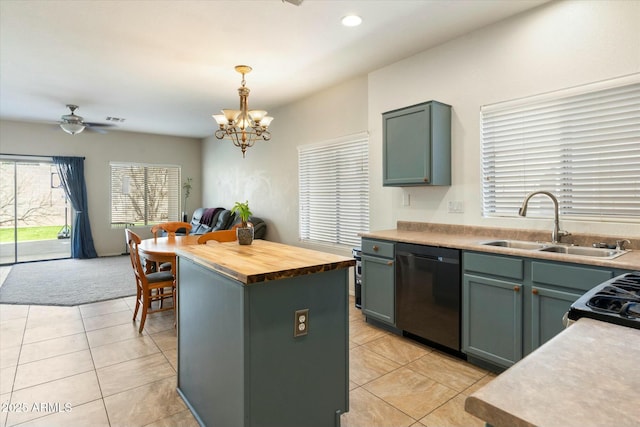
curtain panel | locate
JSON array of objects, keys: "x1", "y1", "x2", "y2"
[{"x1": 53, "y1": 156, "x2": 98, "y2": 259}]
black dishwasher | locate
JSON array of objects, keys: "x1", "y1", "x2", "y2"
[{"x1": 395, "y1": 243, "x2": 461, "y2": 353}]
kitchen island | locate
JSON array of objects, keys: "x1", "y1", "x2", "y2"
[
  {"x1": 464, "y1": 318, "x2": 640, "y2": 427},
  {"x1": 175, "y1": 240, "x2": 355, "y2": 427}
]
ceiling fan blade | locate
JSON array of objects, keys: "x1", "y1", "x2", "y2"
[
  {"x1": 84, "y1": 122, "x2": 116, "y2": 134},
  {"x1": 85, "y1": 122, "x2": 116, "y2": 128},
  {"x1": 85, "y1": 126, "x2": 109, "y2": 134}
]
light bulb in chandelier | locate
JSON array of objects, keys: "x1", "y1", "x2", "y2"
[{"x1": 212, "y1": 65, "x2": 274, "y2": 158}]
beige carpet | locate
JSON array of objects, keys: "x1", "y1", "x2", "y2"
[{"x1": 0, "y1": 256, "x2": 135, "y2": 306}]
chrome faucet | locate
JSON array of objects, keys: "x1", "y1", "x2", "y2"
[
  {"x1": 616, "y1": 239, "x2": 631, "y2": 250},
  {"x1": 518, "y1": 191, "x2": 570, "y2": 244}
]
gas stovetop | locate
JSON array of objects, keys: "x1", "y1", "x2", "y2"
[{"x1": 568, "y1": 272, "x2": 640, "y2": 329}]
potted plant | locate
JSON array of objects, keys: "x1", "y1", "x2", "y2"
[{"x1": 232, "y1": 200, "x2": 254, "y2": 245}]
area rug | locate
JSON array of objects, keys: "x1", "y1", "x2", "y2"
[{"x1": 0, "y1": 256, "x2": 136, "y2": 306}]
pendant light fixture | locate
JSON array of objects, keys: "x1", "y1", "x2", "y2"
[{"x1": 212, "y1": 65, "x2": 273, "y2": 158}]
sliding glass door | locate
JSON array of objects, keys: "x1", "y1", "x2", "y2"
[{"x1": 0, "y1": 157, "x2": 71, "y2": 264}]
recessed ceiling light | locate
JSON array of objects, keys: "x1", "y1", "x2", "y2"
[{"x1": 341, "y1": 15, "x2": 362, "y2": 27}]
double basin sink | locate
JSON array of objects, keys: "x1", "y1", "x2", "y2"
[{"x1": 480, "y1": 240, "x2": 628, "y2": 259}]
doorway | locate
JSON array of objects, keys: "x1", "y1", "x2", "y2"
[{"x1": 0, "y1": 157, "x2": 71, "y2": 264}]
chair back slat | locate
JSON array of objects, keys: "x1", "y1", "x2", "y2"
[
  {"x1": 151, "y1": 221, "x2": 193, "y2": 237},
  {"x1": 197, "y1": 229, "x2": 237, "y2": 244}
]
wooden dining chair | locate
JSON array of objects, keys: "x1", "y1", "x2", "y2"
[
  {"x1": 151, "y1": 221, "x2": 193, "y2": 271},
  {"x1": 151, "y1": 221, "x2": 192, "y2": 238},
  {"x1": 197, "y1": 229, "x2": 238, "y2": 244},
  {"x1": 125, "y1": 228, "x2": 175, "y2": 333}
]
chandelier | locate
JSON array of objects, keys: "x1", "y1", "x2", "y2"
[{"x1": 212, "y1": 65, "x2": 273, "y2": 158}]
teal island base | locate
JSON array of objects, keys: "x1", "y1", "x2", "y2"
[{"x1": 177, "y1": 255, "x2": 349, "y2": 427}]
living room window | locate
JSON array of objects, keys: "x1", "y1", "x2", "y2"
[
  {"x1": 110, "y1": 162, "x2": 181, "y2": 227},
  {"x1": 298, "y1": 132, "x2": 370, "y2": 247},
  {"x1": 481, "y1": 74, "x2": 640, "y2": 221}
]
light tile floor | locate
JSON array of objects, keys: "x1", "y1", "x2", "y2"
[{"x1": 0, "y1": 294, "x2": 494, "y2": 427}]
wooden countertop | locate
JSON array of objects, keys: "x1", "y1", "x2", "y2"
[
  {"x1": 176, "y1": 239, "x2": 355, "y2": 285},
  {"x1": 464, "y1": 318, "x2": 640, "y2": 427},
  {"x1": 361, "y1": 224, "x2": 639, "y2": 271}
]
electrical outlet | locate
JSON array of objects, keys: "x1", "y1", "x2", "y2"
[
  {"x1": 294, "y1": 309, "x2": 309, "y2": 337},
  {"x1": 448, "y1": 200, "x2": 464, "y2": 213}
]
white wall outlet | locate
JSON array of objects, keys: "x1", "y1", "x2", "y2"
[
  {"x1": 294, "y1": 309, "x2": 309, "y2": 337},
  {"x1": 448, "y1": 200, "x2": 464, "y2": 213}
]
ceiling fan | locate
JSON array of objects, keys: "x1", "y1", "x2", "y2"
[{"x1": 59, "y1": 104, "x2": 115, "y2": 135}]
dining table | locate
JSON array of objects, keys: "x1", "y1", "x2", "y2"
[{"x1": 138, "y1": 234, "x2": 200, "y2": 274}]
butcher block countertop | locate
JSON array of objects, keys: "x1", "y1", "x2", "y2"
[
  {"x1": 464, "y1": 318, "x2": 640, "y2": 427},
  {"x1": 361, "y1": 221, "x2": 639, "y2": 271},
  {"x1": 176, "y1": 239, "x2": 355, "y2": 285}
]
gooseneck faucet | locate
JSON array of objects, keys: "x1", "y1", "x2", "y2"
[{"x1": 518, "y1": 191, "x2": 571, "y2": 244}]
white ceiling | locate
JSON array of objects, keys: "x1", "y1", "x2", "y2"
[{"x1": 0, "y1": 0, "x2": 548, "y2": 139}]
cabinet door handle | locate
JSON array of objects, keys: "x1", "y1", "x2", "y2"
[
  {"x1": 372, "y1": 245, "x2": 379, "y2": 252},
  {"x1": 387, "y1": 261, "x2": 393, "y2": 266},
  {"x1": 423, "y1": 177, "x2": 430, "y2": 183},
  {"x1": 532, "y1": 288, "x2": 539, "y2": 295},
  {"x1": 513, "y1": 285, "x2": 520, "y2": 292}
]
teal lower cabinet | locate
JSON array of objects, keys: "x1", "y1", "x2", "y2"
[
  {"x1": 361, "y1": 253, "x2": 395, "y2": 325},
  {"x1": 463, "y1": 251, "x2": 631, "y2": 371},
  {"x1": 462, "y1": 252, "x2": 524, "y2": 369},
  {"x1": 361, "y1": 238, "x2": 395, "y2": 326},
  {"x1": 530, "y1": 286, "x2": 582, "y2": 349},
  {"x1": 528, "y1": 260, "x2": 616, "y2": 353},
  {"x1": 463, "y1": 274, "x2": 523, "y2": 368}
]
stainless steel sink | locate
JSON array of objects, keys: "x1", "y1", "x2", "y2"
[
  {"x1": 538, "y1": 245, "x2": 627, "y2": 259},
  {"x1": 480, "y1": 240, "x2": 547, "y2": 250},
  {"x1": 479, "y1": 240, "x2": 629, "y2": 259}
]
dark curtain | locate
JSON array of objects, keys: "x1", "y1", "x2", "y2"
[{"x1": 53, "y1": 156, "x2": 98, "y2": 259}]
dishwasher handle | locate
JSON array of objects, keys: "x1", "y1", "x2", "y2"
[{"x1": 396, "y1": 250, "x2": 459, "y2": 265}]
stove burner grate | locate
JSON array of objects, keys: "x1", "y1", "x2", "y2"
[{"x1": 569, "y1": 271, "x2": 640, "y2": 329}]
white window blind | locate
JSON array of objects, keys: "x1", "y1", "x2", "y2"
[
  {"x1": 110, "y1": 163, "x2": 181, "y2": 226},
  {"x1": 481, "y1": 74, "x2": 640, "y2": 221},
  {"x1": 299, "y1": 133, "x2": 369, "y2": 247}
]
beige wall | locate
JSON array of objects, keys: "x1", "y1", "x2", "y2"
[
  {"x1": 368, "y1": 0, "x2": 640, "y2": 238},
  {"x1": 0, "y1": 120, "x2": 202, "y2": 256}
]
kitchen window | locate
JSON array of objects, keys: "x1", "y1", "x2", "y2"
[
  {"x1": 481, "y1": 74, "x2": 640, "y2": 221},
  {"x1": 298, "y1": 133, "x2": 369, "y2": 247},
  {"x1": 110, "y1": 162, "x2": 181, "y2": 227}
]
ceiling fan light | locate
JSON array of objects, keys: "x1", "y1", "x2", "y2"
[{"x1": 60, "y1": 122, "x2": 85, "y2": 135}]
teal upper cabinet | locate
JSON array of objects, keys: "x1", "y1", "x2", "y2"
[{"x1": 383, "y1": 100, "x2": 451, "y2": 186}]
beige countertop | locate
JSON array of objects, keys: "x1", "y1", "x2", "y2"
[
  {"x1": 464, "y1": 318, "x2": 640, "y2": 427},
  {"x1": 360, "y1": 222, "x2": 639, "y2": 271},
  {"x1": 176, "y1": 239, "x2": 355, "y2": 285}
]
